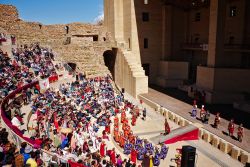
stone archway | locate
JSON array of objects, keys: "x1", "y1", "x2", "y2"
[
  {"x1": 103, "y1": 49, "x2": 117, "y2": 80},
  {"x1": 66, "y1": 62, "x2": 77, "y2": 72}
]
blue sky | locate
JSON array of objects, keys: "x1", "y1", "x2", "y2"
[{"x1": 1, "y1": 0, "x2": 103, "y2": 25}]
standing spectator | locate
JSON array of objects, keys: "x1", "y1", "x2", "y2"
[
  {"x1": 204, "y1": 110, "x2": 210, "y2": 124},
  {"x1": 213, "y1": 113, "x2": 221, "y2": 129},
  {"x1": 142, "y1": 153, "x2": 150, "y2": 167},
  {"x1": 109, "y1": 148, "x2": 116, "y2": 165},
  {"x1": 237, "y1": 124, "x2": 244, "y2": 142},
  {"x1": 142, "y1": 108, "x2": 146, "y2": 121},
  {"x1": 191, "y1": 105, "x2": 197, "y2": 118},
  {"x1": 164, "y1": 119, "x2": 170, "y2": 135},
  {"x1": 228, "y1": 119, "x2": 235, "y2": 137},
  {"x1": 100, "y1": 141, "x2": 106, "y2": 157},
  {"x1": 200, "y1": 105, "x2": 205, "y2": 123}
]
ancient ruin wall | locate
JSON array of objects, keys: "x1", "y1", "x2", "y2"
[{"x1": 0, "y1": 4, "x2": 113, "y2": 77}]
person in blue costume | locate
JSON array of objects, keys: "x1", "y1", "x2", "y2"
[
  {"x1": 191, "y1": 105, "x2": 197, "y2": 118},
  {"x1": 160, "y1": 144, "x2": 168, "y2": 160},
  {"x1": 123, "y1": 142, "x2": 133, "y2": 155},
  {"x1": 145, "y1": 141, "x2": 154, "y2": 155},
  {"x1": 60, "y1": 138, "x2": 68, "y2": 149},
  {"x1": 153, "y1": 153, "x2": 161, "y2": 166},
  {"x1": 135, "y1": 137, "x2": 143, "y2": 151},
  {"x1": 137, "y1": 147, "x2": 146, "y2": 161}
]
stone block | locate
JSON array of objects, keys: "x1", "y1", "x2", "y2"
[
  {"x1": 174, "y1": 116, "x2": 179, "y2": 124},
  {"x1": 163, "y1": 109, "x2": 168, "y2": 119},
  {"x1": 231, "y1": 147, "x2": 240, "y2": 160},
  {"x1": 199, "y1": 129, "x2": 203, "y2": 138},
  {"x1": 179, "y1": 119, "x2": 185, "y2": 126},
  {"x1": 239, "y1": 152, "x2": 249, "y2": 165},
  {"x1": 212, "y1": 136, "x2": 219, "y2": 148},
  {"x1": 219, "y1": 141, "x2": 232, "y2": 154},
  {"x1": 168, "y1": 112, "x2": 173, "y2": 121},
  {"x1": 219, "y1": 141, "x2": 227, "y2": 153},
  {"x1": 203, "y1": 131, "x2": 211, "y2": 143}
]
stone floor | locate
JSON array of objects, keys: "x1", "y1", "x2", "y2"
[{"x1": 141, "y1": 88, "x2": 250, "y2": 153}]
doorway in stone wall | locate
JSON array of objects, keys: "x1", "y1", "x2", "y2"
[
  {"x1": 66, "y1": 63, "x2": 77, "y2": 71},
  {"x1": 103, "y1": 49, "x2": 117, "y2": 80}
]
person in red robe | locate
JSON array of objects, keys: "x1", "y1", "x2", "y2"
[
  {"x1": 130, "y1": 148, "x2": 137, "y2": 164},
  {"x1": 114, "y1": 116, "x2": 119, "y2": 127},
  {"x1": 164, "y1": 119, "x2": 170, "y2": 135},
  {"x1": 105, "y1": 118, "x2": 111, "y2": 134},
  {"x1": 228, "y1": 119, "x2": 235, "y2": 137},
  {"x1": 131, "y1": 114, "x2": 136, "y2": 126},
  {"x1": 100, "y1": 141, "x2": 106, "y2": 157},
  {"x1": 119, "y1": 132, "x2": 125, "y2": 148},
  {"x1": 121, "y1": 111, "x2": 126, "y2": 123},
  {"x1": 110, "y1": 148, "x2": 116, "y2": 165}
]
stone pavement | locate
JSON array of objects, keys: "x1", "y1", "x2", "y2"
[{"x1": 141, "y1": 88, "x2": 250, "y2": 153}]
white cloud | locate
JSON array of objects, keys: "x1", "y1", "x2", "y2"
[
  {"x1": 94, "y1": 12, "x2": 104, "y2": 23},
  {"x1": 93, "y1": 4, "x2": 104, "y2": 24}
]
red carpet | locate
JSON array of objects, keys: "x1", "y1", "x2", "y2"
[{"x1": 164, "y1": 128, "x2": 199, "y2": 144}]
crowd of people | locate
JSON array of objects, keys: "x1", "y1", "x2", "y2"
[{"x1": 0, "y1": 42, "x2": 170, "y2": 167}]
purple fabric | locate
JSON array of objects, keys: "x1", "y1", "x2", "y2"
[{"x1": 0, "y1": 81, "x2": 39, "y2": 147}]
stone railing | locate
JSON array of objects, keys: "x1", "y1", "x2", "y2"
[{"x1": 138, "y1": 95, "x2": 250, "y2": 165}]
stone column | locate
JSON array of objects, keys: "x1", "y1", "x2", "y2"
[
  {"x1": 162, "y1": 5, "x2": 172, "y2": 61},
  {"x1": 207, "y1": 0, "x2": 226, "y2": 67}
]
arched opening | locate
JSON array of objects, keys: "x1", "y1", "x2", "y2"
[
  {"x1": 103, "y1": 49, "x2": 117, "y2": 80},
  {"x1": 65, "y1": 62, "x2": 77, "y2": 72}
]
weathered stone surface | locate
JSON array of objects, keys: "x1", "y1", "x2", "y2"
[{"x1": 0, "y1": 4, "x2": 114, "y2": 77}]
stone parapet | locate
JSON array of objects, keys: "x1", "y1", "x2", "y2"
[{"x1": 140, "y1": 95, "x2": 250, "y2": 165}]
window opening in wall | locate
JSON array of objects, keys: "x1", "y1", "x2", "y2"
[
  {"x1": 144, "y1": 38, "x2": 148, "y2": 48},
  {"x1": 93, "y1": 35, "x2": 98, "y2": 41},
  {"x1": 195, "y1": 12, "x2": 201, "y2": 22},
  {"x1": 144, "y1": 0, "x2": 148, "y2": 5},
  {"x1": 229, "y1": 6, "x2": 237, "y2": 17},
  {"x1": 142, "y1": 12, "x2": 149, "y2": 22}
]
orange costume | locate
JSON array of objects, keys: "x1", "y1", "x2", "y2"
[
  {"x1": 124, "y1": 125, "x2": 131, "y2": 139},
  {"x1": 114, "y1": 116, "x2": 119, "y2": 127},
  {"x1": 119, "y1": 132, "x2": 125, "y2": 148},
  {"x1": 129, "y1": 133, "x2": 135, "y2": 145},
  {"x1": 131, "y1": 114, "x2": 137, "y2": 126},
  {"x1": 113, "y1": 126, "x2": 119, "y2": 142}
]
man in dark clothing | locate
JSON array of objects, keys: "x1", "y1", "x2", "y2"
[
  {"x1": 142, "y1": 154, "x2": 150, "y2": 167},
  {"x1": 142, "y1": 108, "x2": 146, "y2": 121}
]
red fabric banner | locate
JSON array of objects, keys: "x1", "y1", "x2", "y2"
[{"x1": 164, "y1": 128, "x2": 199, "y2": 144}]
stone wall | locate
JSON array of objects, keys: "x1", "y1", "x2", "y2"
[{"x1": 0, "y1": 4, "x2": 113, "y2": 77}]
